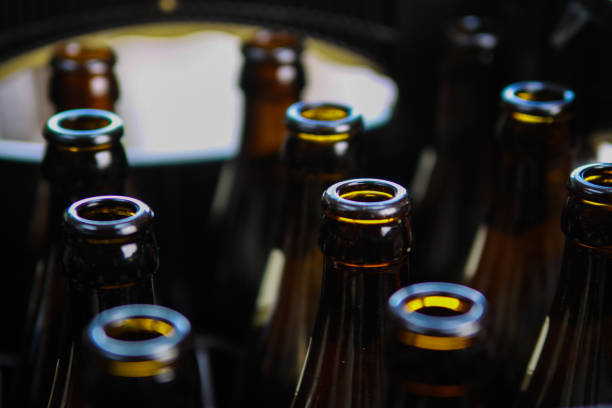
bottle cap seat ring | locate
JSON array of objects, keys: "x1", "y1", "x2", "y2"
[
  {"x1": 389, "y1": 282, "x2": 487, "y2": 338},
  {"x1": 65, "y1": 195, "x2": 153, "y2": 237},
  {"x1": 88, "y1": 304, "x2": 191, "y2": 361},
  {"x1": 45, "y1": 108, "x2": 123, "y2": 146},
  {"x1": 501, "y1": 81, "x2": 574, "y2": 116},
  {"x1": 285, "y1": 101, "x2": 363, "y2": 135}
]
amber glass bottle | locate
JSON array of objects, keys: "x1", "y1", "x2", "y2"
[
  {"x1": 235, "y1": 102, "x2": 363, "y2": 407},
  {"x1": 206, "y1": 29, "x2": 305, "y2": 342},
  {"x1": 45, "y1": 195, "x2": 160, "y2": 407},
  {"x1": 49, "y1": 42, "x2": 119, "y2": 111},
  {"x1": 291, "y1": 178, "x2": 412, "y2": 408},
  {"x1": 386, "y1": 282, "x2": 489, "y2": 408},
  {"x1": 70, "y1": 304, "x2": 202, "y2": 408},
  {"x1": 17, "y1": 109, "x2": 127, "y2": 407},
  {"x1": 464, "y1": 81, "x2": 575, "y2": 400},
  {"x1": 519, "y1": 163, "x2": 612, "y2": 406},
  {"x1": 412, "y1": 15, "x2": 501, "y2": 283}
]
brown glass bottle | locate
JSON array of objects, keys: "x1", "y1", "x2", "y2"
[
  {"x1": 205, "y1": 29, "x2": 305, "y2": 342},
  {"x1": 464, "y1": 81, "x2": 575, "y2": 401},
  {"x1": 412, "y1": 15, "x2": 501, "y2": 283},
  {"x1": 235, "y1": 102, "x2": 363, "y2": 407},
  {"x1": 16, "y1": 109, "x2": 127, "y2": 407},
  {"x1": 386, "y1": 282, "x2": 489, "y2": 408},
  {"x1": 291, "y1": 178, "x2": 412, "y2": 408},
  {"x1": 45, "y1": 195, "x2": 160, "y2": 407},
  {"x1": 49, "y1": 42, "x2": 119, "y2": 111},
  {"x1": 70, "y1": 304, "x2": 203, "y2": 408},
  {"x1": 518, "y1": 163, "x2": 612, "y2": 406}
]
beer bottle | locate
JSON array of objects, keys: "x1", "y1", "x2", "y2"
[
  {"x1": 205, "y1": 29, "x2": 305, "y2": 342},
  {"x1": 412, "y1": 15, "x2": 501, "y2": 283},
  {"x1": 46, "y1": 195, "x2": 160, "y2": 407},
  {"x1": 17, "y1": 109, "x2": 127, "y2": 407},
  {"x1": 49, "y1": 42, "x2": 119, "y2": 112},
  {"x1": 386, "y1": 282, "x2": 489, "y2": 407},
  {"x1": 291, "y1": 178, "x2": 412, "y2": 408},
  {"x1": 464, "y1": 81, "x2": 575, "y2": 400},
  {"x1": 519, "y1": 163, "x2": 612, "y2": 406},
  {"x1": 236, "y1": 101, "x2": 363, "y2": 407},
  {"x1": 72, "y1": 304, "x2": 203, "y2": 407}
]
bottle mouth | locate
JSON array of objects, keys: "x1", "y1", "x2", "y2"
[
  {"x1": 64, "y1": 195, "x2": 153, "y2": 238},
  {"x1": 322, "y1": 178, "x2": 410, "y2": 224},
  {"x1": 501, "y1": 81, "x2": 574, "y2": 118},
  {"x1": 44, "y1": 108, "x2": 123, "y2": 147},
  {"x1": 88, "y1": 304, "x2": 191, "y2": 377},
  {"x1": 448, "y1": 15, "x2": 498, "y2": 50},
  {"x1": 51, "y1": 42, "x2": 117, "y2": 71},
  {"x1": 242, "y1": 29, "x2": 303, "y2": 64},
  {"x1": 388, "y1": 282, "x2": 487, "y2": 350},
  {"x1": 285, "y1": 101, "x2": 363, "y2": 139},
  {"x1": 567, "y1": 163, "x2": 612, "y2": 206}
]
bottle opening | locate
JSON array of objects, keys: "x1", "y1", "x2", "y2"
[
  {"x1": 58, "y1": 115, "x2": 112, "y2": 131},
  {"x1": 582, "y1": 166, "x2": 612, "y2": 187},
  {"x1": 515, "y1": 88, "x2": 565, "y2": 103},
  {"x1": 338, "y1": 183, "x2": 395, "y2": 203},
  {"x1": 388, "y1": 283, "x2": 487, "y2": 349},
  {"x1": 251, "y1": 30, "x2": 300, "y2": 50},
  {"x1": 301, "y1": 106, "x2": 349, "y2": 121},
  {"x1": 76, "y1": 199, "x2": 138, "y2": 222},
  {"x1": 55, "y1": 42, "x2": 115, "y2": 64},
  {"x1": 104, "y1": 318, "x2": 174, "y2": 341},
  {"x1": 404, "y1": 295, "x2": 472, "y2": 317},
  {"x1": 501, "y1": 81, "x2": 574, "y2": 118}
]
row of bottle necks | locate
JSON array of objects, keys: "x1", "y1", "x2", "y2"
[{"x1": 0, "y1": 25, "x2": 608, "y2": 407}]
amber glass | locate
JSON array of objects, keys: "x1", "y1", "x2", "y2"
[
  {"x1": 386, "y1": 282, "x2": 489, "y2": 408},
  {"x1": 465, "y1": 81, "x2": 575, "y2": 401},
  {"x1": 413, "y1": 15, "x2": 501, "y2": 282},
  {"x1": 519, "y1": 163, "x2": 612, "y2": 406},
  {"x1": 235, "y1": 102, "x2": 363, "y2": 407},
  {"x1": 42, "y1": 195, "x2": 160, "y2": 407},
  {"x1": 49, "y1": 42, "x2": 119, "y2": 111},
  {"x1": 68, "y1": 304, "x2": 202, "y2": 408},
  {"x1": 291, "y1": 178, "x2": 412, "y2": 408},
  {"x1": 205, "y1": 29, "x2": 305, "y2": 342},
  {"x1": 16, "y1": 109, "x2": 127, "y2": 407}
]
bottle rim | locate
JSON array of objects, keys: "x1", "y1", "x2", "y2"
[
  {"x1": 567, "y1": 162, "x2": 612, "y2": 205},
  {"x1": 285, "y1": 101, "x2": 364, "y2": 136},
  {"x1": 242, "y1": 29, "x2": 303, "y2": 64},
  {"x1": 501, "y1": 81, "x2": 574, "y2": 117},
  {"x1": 388, "y1": 282, "x2": 487, "y2": 340},
  {"x1": 51, "y1": 42, "x2": 117, "y2": 70},
  {"x1": 88, "y1": 304, "x2": 191, "y2": 362},
  {"x1": 44, "y1": 108, "x2": 123, "y2": 147},
  {"x1": 64, "y1": 195, "x2": 153, "y2": 238},
  {"x1": 322, "y1": 178, "x2": 410, "y2": 223}
]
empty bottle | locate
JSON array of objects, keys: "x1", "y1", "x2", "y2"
[
  {"x1": 291, "y1": 178, "x2": 412, "y2": 408},
  {"x1": 236, "y1": 101, "x2": 363, "y2": 407},
  {"x1": 49, "y1": 42, "x2": 119, "y2": 112},
  {"x1": 519, "y1": 163, "x2": 612, "y2": 406},
  {"x1": 464, "y1": 81, "x2": 575, "y2": 401},
  {"x1": 386, "y1": 282, "x2": 490, "y2": 407},
  {"x1": 205, "y1": 29, "x2": 305, "y2": 343},
  {"x1": 412, "y1": 15, "x2": 501, "y2": 283},
  {"x1": 70, "y1": 304, "x2": 203, "y2": 407}
]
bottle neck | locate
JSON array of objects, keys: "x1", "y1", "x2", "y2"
[
  {"x1": 490, "y1": 113, "x2": 573, "y2": 230},
  {"x1": 239, "y1": 65, "x2": 303, "y2": 158},
  {"x1": 44, "y1": 143, "x2": 127, "y2": 236}
]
